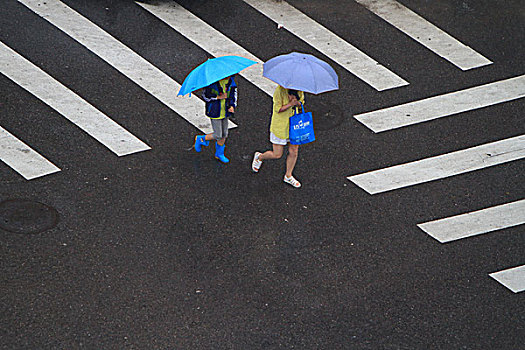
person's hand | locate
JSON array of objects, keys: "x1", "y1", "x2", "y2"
[
  {"x1": 228, "y1": 106, "x2": 235, "y2": 113},
  {"x1": 218, "y1": 92, "x2": 227, "y2": 100},
  {"x1": 289, "y1": 96, "x2": 300, "y2": 106}
]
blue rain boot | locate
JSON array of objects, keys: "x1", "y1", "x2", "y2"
[
  {"x1": 214, "y1": 142, "x2": 229, "y2": 163},
  {"x1": 194, "y1": 135, "x2": 209, "y2": 153}
]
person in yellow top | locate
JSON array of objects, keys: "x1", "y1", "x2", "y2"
[{"x1": 252, "y1": 86, "x2": 305, "y2": 188}]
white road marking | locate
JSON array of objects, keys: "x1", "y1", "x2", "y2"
[
  {"x1": 0, "y1": 126, "x2": 60, "y2": 180},
  {"x1": 355, "y1": 0, "x2": 492, "y2": 70},
  {"x1": 347, "y1": 135, "x2": 525, "y2": 194},
  {"x1": 242, "y1": 0, "x2": 409, "y2": 91},
  {"x1": 0, "y1": 41, "x2": 150, "y2": 157},
  {"x1": 489, "y1": 265, "x2": 525, "y2": 293},
  {"x1": 418, "y1": 199, "x2": 525, "y2": 243},
  {"x1": 137, "y1": 1, "x2": 274, "y2": 96},
  {"x1": 17, "y1": 0, "x2": 231, "y2": 134},
  {"x1": 354, "y1": 75, "x2": 525, "y2": 133}
]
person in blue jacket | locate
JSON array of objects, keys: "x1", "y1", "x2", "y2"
[{"x1": 193, "y1": 75, "x2": 237, "y2": 163}]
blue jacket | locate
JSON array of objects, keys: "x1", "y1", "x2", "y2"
[{"x1": 202, "y1": 77, "x2": 237, "y2": 119}]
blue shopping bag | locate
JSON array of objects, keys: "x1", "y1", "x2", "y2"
[{"x1": 289, "y1": 103, "x2": 315, "y2": 145}]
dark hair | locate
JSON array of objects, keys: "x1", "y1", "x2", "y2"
[{"x1": 288, "y1": 89, "x2": 299, "y2": 99}]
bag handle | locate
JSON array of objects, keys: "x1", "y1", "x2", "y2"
[{"x1": 294, "y1": 102, "x2": 305, "y2": 115}]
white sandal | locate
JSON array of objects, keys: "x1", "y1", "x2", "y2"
[
  {"x1": 252, "y1": 152, "x2": 262, "y2": 172},
  {"x1": 283, "y1": 175, "x2": 301, "y2": 188}
]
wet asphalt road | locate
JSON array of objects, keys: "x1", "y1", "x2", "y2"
[{"x1": 1, "y1": 0, "x2": 524, "y2": 349}]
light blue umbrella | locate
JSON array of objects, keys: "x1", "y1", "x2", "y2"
[
  {"x1": 263, "y1": 52, "x2": 339, "y2": 94},
  {"x1": 178, "y1": 56, "x2": 257, "y2": 96}
]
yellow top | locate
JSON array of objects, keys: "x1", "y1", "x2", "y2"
[
  {"x1": 219, "y1": 78, "x2": 228, "y2": 119},
  {"x1": 269, "y1": 86, "x2": 305, "y2": 139}
]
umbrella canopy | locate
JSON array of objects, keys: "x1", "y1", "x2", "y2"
[
  {"x1": 178, "y1": 56, "x2": 257, "y2": 96},
  {"x1": 263, "y1": 52, "x2": 339, "y2": 94}
]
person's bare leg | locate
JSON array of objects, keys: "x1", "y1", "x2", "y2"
[
  {"x1": 258, "y1": 144, "x2": 284, "y2": 161},
  {"x1": 285, "y1": 144, "x2": 299, "y2": 178}
]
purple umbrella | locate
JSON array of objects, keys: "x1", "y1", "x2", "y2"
[{"x1": 263, "y1": 52, "x2": 339, "y2": 94}]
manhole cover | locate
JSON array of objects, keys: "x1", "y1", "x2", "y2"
[{"x1": 0, "y1": 199, "x2": 59, "y2": 234}]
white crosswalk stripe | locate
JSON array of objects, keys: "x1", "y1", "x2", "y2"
[
  {"x1": 348, "y1": 135, "x2": 525, "y2": 194},
  {"x1": 0, "y1": 126, "x2": 61, "y2": 180},
  {"x1": 417, "y1": 199, "x2": 525, "y2": 243},
  {"x1": 489, "y1": 265, "x2": 525, "y2": 293},
  {"x1": 0, "y1": 41, "x2": 151, "y2": 158},
  {"x1": 242, "y1": 0, "x2": 409, "y2": 91},
  {"x1": 137, "y1": 1, "x2": 274, "y2": 96},
  {"x1": 354, "y1": 74, "x2": 525, "y2": 133},
  {"x1": 355, "y1": 0, "x2": 492, "y2": 70},
  {"x1": 17, "y1": 0, "x2": 235, "y2": 135}
]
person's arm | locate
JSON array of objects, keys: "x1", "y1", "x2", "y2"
[
  {"x1": 278, "y1": 95, "x2": 300, "y2": 113},
  {"x1": 228, "y1": 85, "x2": 238, "y2": 108},
  {"x1": 202, "y1": 84, "x2": 226, "y2": 102},
  {"x1": 202, "y1": 86, "x2": 217, "y2": 102}
]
